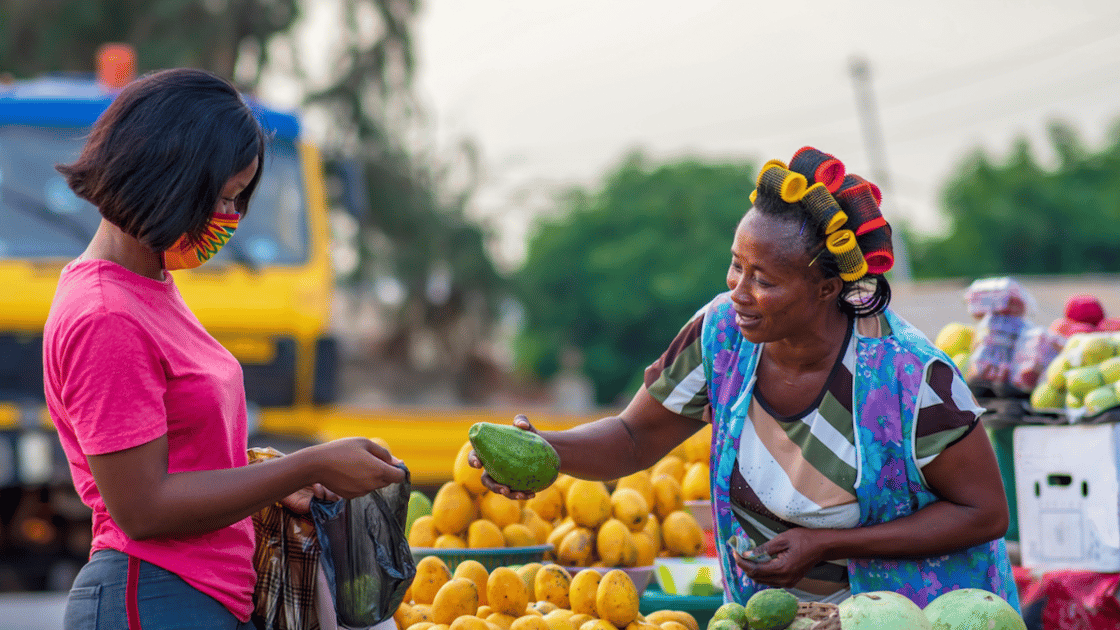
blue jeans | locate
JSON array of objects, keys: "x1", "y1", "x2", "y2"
[{"x1": 64, "y1": 549, "x2": 254, "y2": 630}]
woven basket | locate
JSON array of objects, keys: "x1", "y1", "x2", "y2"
[{"x1": 796, "y1": 602, "x2": 840, "y2": 630}]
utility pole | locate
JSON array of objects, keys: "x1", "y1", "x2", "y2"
[{"x1": 848, "y1": 56, "x2": 913, "y2": 283}]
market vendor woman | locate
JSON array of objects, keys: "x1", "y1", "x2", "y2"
[{"x1": 473, "y1": 147, "x2": 1020, "y2": 611}]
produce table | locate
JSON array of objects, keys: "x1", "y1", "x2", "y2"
[{"x1": 639, "y1": 584, "x2": 724, "y2": 630}]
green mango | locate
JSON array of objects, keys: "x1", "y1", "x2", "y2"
[
  {"x1": 467, "y1": 422, "x2": 560, "y2": 493},
  {"x1": 743, "y1": 589, "x2": 798, "y2": 630},
  {"x1": 405, "y1": 490, "x2": 432, "y2": 537}
]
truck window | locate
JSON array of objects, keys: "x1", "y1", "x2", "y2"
[{"x1": 0, "y1": 125, "x2": 309, "y2": 265}]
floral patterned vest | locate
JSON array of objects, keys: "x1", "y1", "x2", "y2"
[{"x1": 701, "y1": 293, "x2": 1020, "y2": 611}]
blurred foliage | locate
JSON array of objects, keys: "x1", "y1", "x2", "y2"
[
  {"x1": 514, "y1": 152, "x2": 754, "y2": 405},
  {"x1": 907, "y1": 120, "x2": 1120, "y2": 278},
  {"x1": 0, "y1": 0, "x2": 297, "y2": 81}
]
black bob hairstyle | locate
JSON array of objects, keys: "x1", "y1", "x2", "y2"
[
  {"x1": 57, "y1": 68, "x2": 267, "y2": 252},
  {"x1": 750, "y1": 167, "x2": 893, "y2": 318}
]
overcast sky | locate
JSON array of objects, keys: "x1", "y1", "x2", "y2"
[{"x1": 402, "y1": 0, "x2": 1120, "y2": 268}]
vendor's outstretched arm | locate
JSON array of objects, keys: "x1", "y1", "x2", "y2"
[
  {"x1": 542, "y1": 385, "x2": 707, "y2": 481},
  {"x1": 742, "y1": 425, "x2": 1010, "y2": 588}
]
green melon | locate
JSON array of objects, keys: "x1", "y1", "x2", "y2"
[
  {"x1": 923, "y1": 588, "x2": 1026, "y2": 630},
  {"x1": 838, "y1": 591, "x2": 931, "y2": 630}
]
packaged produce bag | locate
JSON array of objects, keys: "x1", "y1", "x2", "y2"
[
  {"x1": 248, "y1": 446, "x2": 323, "y2": 630},
  {"x1": 310, "y1": 464, "x2": 416, "y2": 629}
]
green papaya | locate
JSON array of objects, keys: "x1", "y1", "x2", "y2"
[{"x1": 467, "y1": 422, "x2": 560, "y2": 493}]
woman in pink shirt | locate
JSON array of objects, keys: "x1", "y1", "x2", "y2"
[{"x1": 43, "y1": 68, "x2": 405, "y2": 630}]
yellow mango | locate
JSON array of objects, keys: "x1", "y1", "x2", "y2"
[
  {"x1": 454, "y1": 441, "x2": 489, "y2": 496},
  {"x1": 619, "y1": 532, "x2": 639, "y2": 567},
  {"x1": 631, "y1": 532, "x2": 658, "y2": 567},
  {"x1": 581, "y1": 620, "x2": 616, "y2": 630},
  {"x1": 487, "y1": 613, "x2": 518, "y2": 630},
  {"x1": 487, "y1": 624, "x2": 503, "y2": 630},
  {"x1": 413, "y1": 556, "x2": 452, "y2": 605},
  {"x1": 480, "y1": 491, "x2": 523, "y2": 529},
  {"x1": 567, "y1": 615, "x2": 596, "y2": 630},
  {"x1": 451, "y1": 616, "x2": 492, "y2": 630},
  {"x1": 547, "y1": 518, "x2": 578, "y2": 550},
  {"x1": 681, "y1": 425, "x2": 712, "y2": 464},
  {"x1": 641, "y1": 515, "x2": 661, "y2": 548},
  {"x1": 610, "y1": 488, "x2": 649, "y2": 533},
  {"x1": 595, "y1": 519, "x2": 633, "y2": 567},
  {"x1": 566, "y1": 481, "x2": 611, "y2": 529},
  {"x1": 624, "y1": 622, "x2": 660, "y2": 630},
  {"x1": 406, "y1": 605, "x2": 435, "y2": 627},
  {"x1": 661, "y1": 510, "x2": 703, "y2": 556},
  {"x1": 650, "y1": 456, "x2": 685, "y2": 483},
  {"x1": 410, "y1": 623, "x2": 437, "y2": 630},
  {"x1": 643, "y1": 611, "x2": 699, "y2": 630},
  {"x1": 650, "y1": 474, "x2": 683, "y2": 521},
  {"x1": 595, "y1": 569, "x2": 639, "y2": 628},
  {"x1": 453, "y1": 560, "x2": 490, "y2": 606},
  {"x1": 515, "y1": 563, "x2": 543, "y2": 600},
  {"x1": 521, "y1": 508, "x2": 553, "y2": 545},
  {"x1": 487, "y1": 566, "x2": 529, "y2": 617},
  {"x1": 568, "y1": 569, "x2": 602, "y2": 616},
  {"x1": 557, "y1": 527, "x2": 596, "y2": 566},
  {"x1": 435, "y1": 533, "x2": 468, "y2": 549},
  {"x1": 542, "y1": 610, "x2": 577, "y2": 630},
  {"x1": 615, "y1": 471, "x2": 654, "y2": 510},
  {"x1": 534, "y1": 563, "x2": 573, "y2": 610},
  {"x1": 521, "y1": 607, "x2": 544, "y2": 617},
  {"x1": 432, "y1": 482, "x2": 477, "y2": 535},
  {"x1": 478, "y1": 606, "x2": 494, "y2": 618},
  {"x1": 658, "y1": 623, "x2": 689, "y2": 630},
  {"x1": 432, "y1": 577, "x2": 480, "y2": 625},
  {"x1": 503, "y1": 522, "x2": 537, "y2": 547},
  {"x1": 532, "y1": 601, "x2": 558, "y2": 615},
  {"x1": 468, "y1": 519, "x2": 506, "y2": 549},
  {"x1": 511, "y1": 616, "x2": 550, "y2": 630},
  {"x1": 410, "y1": 515, "x2": 440, "y2": 547},
  {"x1": 552, "y1": 474, "x2": 577, "y2": 498},
  {"x1": 525, "y1": 485, "x2": 564, "y2": 522},
  {"x1": 395, "y1": 602, "x2": 412, "y2": 629},
  {"x1": 680, "y1": 463, "x2": 710, "y2": 502}
]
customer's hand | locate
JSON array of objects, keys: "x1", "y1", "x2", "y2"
[
  {"x1": 468, "y1": 414, "x2": 541, "y2": 500},
  {"x1": 280, "y1": 483, "x2": 340, "y2": 514},
  {"x1": 308, "y1": 437, "x2": 407, "y2": 499}
]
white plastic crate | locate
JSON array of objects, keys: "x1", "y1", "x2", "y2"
[{"x1": 1014, "y1": 423, "x2": 1120, "y2": 571}]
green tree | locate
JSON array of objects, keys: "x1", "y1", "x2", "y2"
[
  {"x1": 514, "y1": 153, "x2": 755, "y2": 406},
  {"x1": 907, "y1": 120, "x2": 1120, "y2": 278}
]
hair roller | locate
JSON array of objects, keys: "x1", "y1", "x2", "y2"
[
  {"x1": 790, "y1": 147, "x2": 846, "y2": 193},
  {"x1": 840, "y1": 173, "x2": 882, "y2": 205},
  {"x1": 859, "y1": 223, "x2": 895, "y2": 274},
  {"x1": 835, "y1": 186, "x2": 881, "y2": 235},
  {"x1": 749, "y1": 189, "x2": 757, "y2": 205},
  {"x1": 757, "y1": 165, "x2": 808, "y2": 203},
  {"x1": 827, "y1": 230, "x2": 868, "y2": 282},
  {"x1": 801, "y1": 183, "x2": 848, "y2": 234}
]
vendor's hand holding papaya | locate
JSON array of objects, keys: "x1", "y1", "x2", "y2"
[{"x1": 470, "y1": 147, "x2": 1020, "y2": 612}]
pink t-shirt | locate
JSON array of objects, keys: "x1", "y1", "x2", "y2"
[{"x1": 42, "y1": 259, "x2": 256, "y2": 621}]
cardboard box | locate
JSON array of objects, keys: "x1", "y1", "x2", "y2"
[{"x1": 1014, "y1": 423, "x2": 1120, "y2": 571}]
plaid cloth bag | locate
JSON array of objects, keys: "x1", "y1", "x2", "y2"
[{"x1": 249, "y1": 447, "x2": 323, "y2": 630}]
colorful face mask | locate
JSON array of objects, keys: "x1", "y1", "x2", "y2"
[{"x1": 162, "y1": 212, "x2": 240, "y2": 270}]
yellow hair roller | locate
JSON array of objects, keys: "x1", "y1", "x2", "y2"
[
  {"x1": 826, "y1": 229, "x2": 868, "y2": 282},
  {"x1": 801, "y1": 183, "x2": 848, "y2": 234},
  {"x1": 757, "y1": 165, "x2": 808, "y2": 203}
]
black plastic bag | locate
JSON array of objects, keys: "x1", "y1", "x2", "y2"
[{"x1": 310, "y1": 464, "x2": 416, "y2": 629}]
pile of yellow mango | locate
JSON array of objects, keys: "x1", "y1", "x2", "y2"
[
  {"x1": 407, "y1": 425, "x2": 714, "y2": 569},
  {"x1": 395, "y1": 555, "x2": 701, "y2": 630}
]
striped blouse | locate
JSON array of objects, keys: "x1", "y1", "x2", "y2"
[{"x1": 644, "y1": 309, "x2": 983, "y2": 582}]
